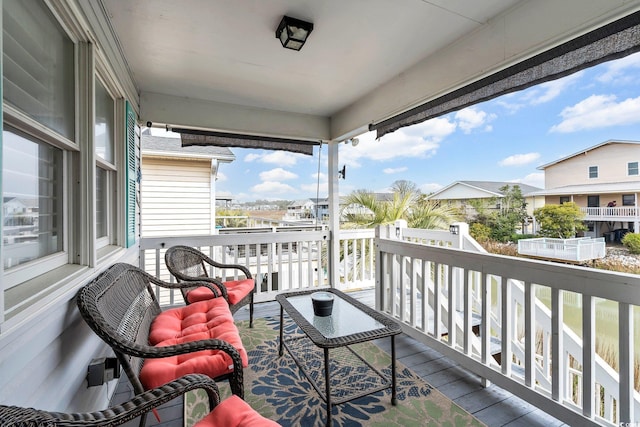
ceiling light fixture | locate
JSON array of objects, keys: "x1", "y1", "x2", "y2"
[{"x1": 276, "y1": 15, "x2": 314, "y2": 51}]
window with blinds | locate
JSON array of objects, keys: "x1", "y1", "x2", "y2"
[{"x1": 2, "y1": 0, "x2": 75, "y2": 139}]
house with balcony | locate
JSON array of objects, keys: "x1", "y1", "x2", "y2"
[
  {"x1": 527, "y1": 140, "x2": 640, "y2": 240},
  {"x1": 283, "y1": 198, "x2": 329, "y2": 222},
  {"x1": 1, "y1": 2, "x2": 640, "y2": 427}
]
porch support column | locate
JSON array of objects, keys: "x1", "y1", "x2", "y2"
[{"x1": 328, "y1": 141, "x2": 340, "y2": 288}]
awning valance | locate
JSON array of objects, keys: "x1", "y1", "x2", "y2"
[
  {"x1": 370, "y1": 11, "x2": 640, "y2": 139},
  {"x1": 175, "y1": 127, "x2": 321, "y2": 155}
]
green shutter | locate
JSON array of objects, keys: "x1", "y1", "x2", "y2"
[{"x1": 125, "y1": 100, "x2": 137, "y2": 248}]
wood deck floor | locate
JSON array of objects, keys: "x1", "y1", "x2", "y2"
[{"x1": 112, "y1": 289, "x2": 568, "y2": 427}]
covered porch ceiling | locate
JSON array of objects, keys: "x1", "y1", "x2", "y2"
[{"x1": 86, "y1": 0, "x2": 640, "y2": 143}]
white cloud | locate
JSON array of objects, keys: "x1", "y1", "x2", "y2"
[
  {"x1": 550, "y1": 94, "x2": 640, "y2": 133},
  {"x1": 454, "y1": 107, "x2": 496, "y2": 134},
  {"x1": 383, "y1": 167, "x2": 408, "y2": 174},
  {"x1": 510, "y1": 172, "x2": 545, "y2": 189},
  {"x1": 216, "y1": 171, "x2": 227, "y2": 182},
  {"x1": 420, "y1": 183, "x2": 443, "y2": 194},
  {"x1": 520, "y1": 71, "x2": 583, "y2": 105},
  {"x1": 340, "y1": 119, "x2": 456, "y2": 167},
  {"x1": 597, "y1": 52, "x2": 640, "y2": 84},
  {"x1": 300, "y1": 182, "x2": 328, "y2": 194},
  {"x1": 250, "y1": 181, "x2": 298, "y2": 195},
  {"x1": 243, "y1": 151, "x2": 303, "y2": 166},
  {"x1": 259, "y1": 168, "x2": 298, "y2": 181},
  {"x1": 498, "y1": 152, "x2": 541, "y2": 167}
]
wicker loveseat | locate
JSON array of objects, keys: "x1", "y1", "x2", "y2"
[
  {"x1": 0, "y1": 374, "x2": 279, "y2": 427},
  {"x1": 165, "y1": 245, "x2": 256, "y2": 327},
  {"x1": 75, "y1": 263, "x2": 248, "y2": 402}
]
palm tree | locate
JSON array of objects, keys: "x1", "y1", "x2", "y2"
[
  {"x1": 341, "y1": 180, "x2": 459, "y2": 229},
  {"x1": 337, "y1": 180, "x2": 460, "y2": 282}
]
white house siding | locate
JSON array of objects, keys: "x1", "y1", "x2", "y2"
[
  {"x1": 141, "y1": 157, "x2": 213, "y2": 237},
  {"x1": 545, "y1": 142, "x2": 640, "y2": 188}
]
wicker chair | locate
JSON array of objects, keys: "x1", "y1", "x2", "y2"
[
  {"x1": 75, "y1": 263, "x2": 246, "y2": 412},
  {"x1": 165, "y1": 245, "x2": 255, "y2": 327},
  {"x1": 0, "y1": 374, "x2": 218, "y2": 426}
]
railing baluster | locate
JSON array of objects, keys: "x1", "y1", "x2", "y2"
[
  {"x1": 481, "y1": 272, "x2": 490, "y2": 371},
  {"x1": 448, "y1": 264, "x2": 455, "y2": 348},
  {"x1": 552, "y1": 287, "x2": 564, "y2": 403},
  {"x1": 524, "y1": 281, "x2": 534, "y2": 387},
  {"x1": 434, "y1": 262, "x2": 442, "y2": 339},
  {"x1": 582, "y1": 294, "x2": 595, "y2": 418},
  {"x1": 464, "y1": 268, "x2": 472, "y2": 355},
  {"x1": 619, "y1": 301, "x2": 633, "y2": 423},
  {"x1": 421, "y1": 260, "x2": 429, "y2": 333}
]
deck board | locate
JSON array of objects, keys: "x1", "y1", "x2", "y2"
[{"x1": 113, "y1": 288, "x2": 567, "y2": 426}]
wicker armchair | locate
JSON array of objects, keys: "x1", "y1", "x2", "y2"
[
  {"x1": 75, "y1": 263, "x2": 246, "y2": 408},
  {"x1": 165, "y1": 245, "x2": 255, "y2": 327},
  {"x1": 0, "y1": 374, "x2": 218, "y2": 426}
]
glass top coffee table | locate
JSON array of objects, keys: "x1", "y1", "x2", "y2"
[{"x1": 276, "y1": 288, "x2": 401, "y2": 427}]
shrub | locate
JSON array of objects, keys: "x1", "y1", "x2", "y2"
[
  {"x1": 622, "y1": 232, "x2": 640, "y2": 254},
  {"x1": 470, "y1": 222, "x2": 491, "y2": 242}
]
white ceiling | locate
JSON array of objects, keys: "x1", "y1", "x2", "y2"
[{"x1": 96, "y1": 0, "x2": 640, "y2": 141}]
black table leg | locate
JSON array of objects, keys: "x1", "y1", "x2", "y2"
[
  {"x1": 391, "y1": 335, "x2": 397, "y2": 405},
  {"x1": 325, "y1": 347, "x2": 332, "y2": 426},
  {"x1": 279, "y1": 305, "x2": 284, "y2": 357}
]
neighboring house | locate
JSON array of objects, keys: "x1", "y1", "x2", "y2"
[
  {"x1": 427, "y1": 181, "x2": 543, "y2": 232},
  {"x1": 141, "y1": 134, "x2": 235, "y2": 236},
  {"x1": 527, "y1": 140, "x2": 640, "y2": 239},
  {"x1": 284, "y1": 198, "x2": 329, "y2": 222},
  {"x1": 339, "y1": 193, "x2": 394, "y2": 221}
]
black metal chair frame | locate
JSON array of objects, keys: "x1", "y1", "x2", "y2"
[{"x1": 165, "y1": 245, "x2": 255, "y2": 327}]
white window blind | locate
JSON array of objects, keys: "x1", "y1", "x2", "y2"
[{"x1": 2, "y1": 0, "x2": 75, "y2": 139}]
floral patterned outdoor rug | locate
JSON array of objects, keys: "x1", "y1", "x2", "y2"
[{"x1": 185, "y1": 317, "x2": 485, "y2": 427}]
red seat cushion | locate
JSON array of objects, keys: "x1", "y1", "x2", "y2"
[
  {"x1": 186, "y1": 279, "x2": 254, "y2": 305},
  {"x1": 139, "y1": 299, "x2": 248, "y2": 390},
  {"x1": 194, "y1": 395, "x2": 281, "y2": 427}
]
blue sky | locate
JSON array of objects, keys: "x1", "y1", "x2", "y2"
[{"x1": 154, "y1": 52, "x2": 640, "y2": 203}]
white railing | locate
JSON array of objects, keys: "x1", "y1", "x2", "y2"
[
  {"x1": 376, "y1": 225, "x2": 640, "y2": 426},
  {"x1": 139, "y1": 227, "x2": 376, "y2": 305},
  {"x1": 581, "y1": 206, "x2": 638, "y2": 218},
  {"x1": 517, "y1": 237, "x2": 606, "y2": 262}
]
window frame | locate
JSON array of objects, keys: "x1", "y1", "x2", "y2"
[
  {"x1": 94, "y1": 72, "x2": 118, "y2": 250},
  {"x1": 2, "y1": 106, "x2": 75, "y2": 290},
  {"x1": 559, "y1": 196, "x2": 570, "y2": 204},
  {"x1": 588, "y1": 166, "x2": 598, "y2": 179},
  {"x1": 622, "y1": 194, "x2": 635, "y2": 206},
  {"x1": 628, "y1": 161, "x2": 639, "y2": 176}
]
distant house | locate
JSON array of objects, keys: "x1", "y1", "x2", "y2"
[
  {"x1": 427, "y1": 181, "x2": 543, "y2": 232},
  {"x1": 527, "y1": 140, "x2": 640, "y2": 239},
  {"x1": 339, "y1": 193, "x2": 394, "y2": 221},
  {"x1": 140, "y1": 134, "x2": 235, "y2": 236},
  {"x1": 283, "y1": 198, "x2": 329, "y2": 222}
]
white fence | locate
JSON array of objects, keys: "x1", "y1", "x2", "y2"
[
  {"x1": 139, "y1": 227, "x2": 376, "y2": 305},
  {"x1": 517, "y1": 237, "x2": 606, "y2": 262},
  {"x1": 140, "y1": 223, "x2": 639, "y2": 425},
  {"x1": 376, "y1": 226, "x2": 639, "y2": 426}
]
